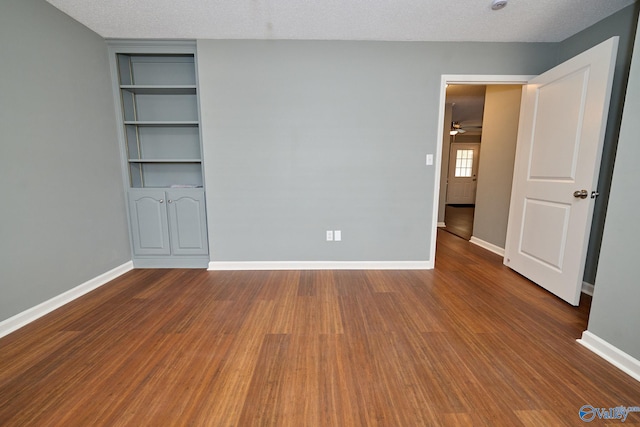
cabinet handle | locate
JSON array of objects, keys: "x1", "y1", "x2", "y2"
[
  {"x1": 168, "y1": 199, "x2": 173, "y2": 203},
  {"x1": 159, "y1": 199, "x2": 164, "y2": 203}
]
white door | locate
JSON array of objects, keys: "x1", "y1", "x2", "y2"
[
  {"x1": 504, "y1": 37, "x2": 618, "y2": 306},
  {"x1": 446, "y1": 143, "x2": 480, "y2": 205}
]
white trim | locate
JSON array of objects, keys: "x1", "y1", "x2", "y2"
[
  {"x1": 443, "y1": 75, "x2": 534, "y2": 85},
  {"x1": 106, "y1": 39, "x2": 197, "y2": 54},
  {"x1": 0, "y1": 261, "x2": 134, "y2": 339},
  {"x1": 208, "y1": 260, "x2": 433, "y2": 271},
  {"x1": 437, "y1": 222, "x2": 446, "y2": 228},
  {"x1": 469, "y1": 236, "x2": 505, "y2": 256},
  {"x1": 581, "y1": 281, "x2": 594, "y2": 296},
  {"x1": 430, "y1": 74, "x2": 533, "y2": 273},
  {"x1": 578, "y1": 331, "x2": 640, "y2": 382}
]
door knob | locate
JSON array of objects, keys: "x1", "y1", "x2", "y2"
[
  {"x1": 159, "y1": 199, "x2": 164, "y2": 203},
  {"x1": 573, "y1": 190, "x2": 588, "y2": 199}
]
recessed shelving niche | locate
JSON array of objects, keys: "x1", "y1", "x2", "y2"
[{"x1": 116, "y1": 53, "x2": 202, "y2": 188}]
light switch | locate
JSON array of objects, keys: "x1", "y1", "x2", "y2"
[
  {"x1": 326, "y1": 230, "x2": 333, "y2": 241},
  {"x1": 426, "y1": 154, "x2": 434, "y2": 165},
  {"x1": 334, "y1": 230, "x2": 342, "y2": 241}
]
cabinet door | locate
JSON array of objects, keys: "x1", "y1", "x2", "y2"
[
  {"x1": 128, "y1": 190, "x2": 170, "y2": 255},
  {"x1": 166, "y1": 189, "x2": 208, "y2": 255}
]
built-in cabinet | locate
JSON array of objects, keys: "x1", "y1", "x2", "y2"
[
  {"x1": 109, "y1": 41, "x2": 209, "y2": 268},
  {"x1": 128, "y1": 189, "x2": 208, "y2": 256}
]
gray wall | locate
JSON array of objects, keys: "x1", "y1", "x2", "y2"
[
  {"x1": 198, "y1": 40, "x2": 556, "y2": 262},
  {"x1": 0, "y1": 0, "x2": 130, "y2": 322},
  {"x1": 472, "y1": 85, "x2": 522, "y2": 248},
  {"x1": 587, "y1": 15, "x2": 640, "y2": 360},
  {"x1": 556, "y1": 4, "x2": 640, "y2": 284}
]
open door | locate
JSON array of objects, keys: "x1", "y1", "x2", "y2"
[{"x1": 504, "y1": 37, "x2": 618, "y2": 306}]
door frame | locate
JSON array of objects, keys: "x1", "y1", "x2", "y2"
[{"x1": 430, "y1": 75, "x2": 533, "y2": 266}]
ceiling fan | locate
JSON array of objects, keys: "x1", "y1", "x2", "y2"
[{"x1": 450, "y1": 121, "x2": 482, "y2": 136}]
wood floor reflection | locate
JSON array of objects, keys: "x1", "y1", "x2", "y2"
[{"x1": 443, "y1": 204, "x2": 475, "y2": 240}]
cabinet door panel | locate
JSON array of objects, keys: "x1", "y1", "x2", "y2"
[
  {"x1": 128, "y1": 190, "x2": 170, "y2": 255},
  {"x1": 167, "y1": 189, "x2": 208, "y2": 255}
]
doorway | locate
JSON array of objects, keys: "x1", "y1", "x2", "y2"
[
  {"x1": 430, "y1": 75, "x2": 531, "y2": 262},
  {"x1": 440, "y1": 85, "x2": 486, "y2": 241},
  {"x1": 441, "y1": 82, "x2": 525, "y2": 249}
]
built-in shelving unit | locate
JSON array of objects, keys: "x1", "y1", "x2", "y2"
[
  {"x1": 116, "y1": 52, "x2": 203, "y2": 189},
  {"x1": 108, "y1": 41, "x2": 208, "y2": 268}
]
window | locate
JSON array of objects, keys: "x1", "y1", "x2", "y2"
[{"x1": 455, "y1": 149, "x2": 474, "y2": 177}]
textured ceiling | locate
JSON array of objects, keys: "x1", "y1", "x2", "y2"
[{"x1": 45, "y1": 0, "x2": 636, "y2": 42}]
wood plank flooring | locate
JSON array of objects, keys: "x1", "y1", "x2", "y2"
[
  {"x1": 1, "y1": 230, "x2": 639, "y2": 426},
  {"x1": 443, "y1": 204, "x2": 475, "y2": 241}
]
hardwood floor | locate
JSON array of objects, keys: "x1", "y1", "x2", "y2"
[
  {"x1": 1, "y1": 230, "x2": 639, "y2": 426},
  {"x1": 443, "y1": 204, "x2": 475, "y2": 241}
]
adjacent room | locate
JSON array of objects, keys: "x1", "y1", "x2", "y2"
[{"x1": 1, "y1": 0, "x2": 639, "y2": 424}]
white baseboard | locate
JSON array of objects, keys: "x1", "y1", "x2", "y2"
[
  {"x1": 581, "y1": 281, "x2": 594, "y2": 296},
  {"x1": 437, "y1": 222, "x2": 446, "y2": 228},
  {"x1": 469, "y1": 236, "x2": 505, "y2": 257},
  {"x1": 0, "y1": 261, "x2": 134, "y2": 339},
  {"x1": 208, "y1": 260, "x2": 434, "y2": 271},
  {"x1": 578, "y1": 331, "x2": 640, "y2": 382}
]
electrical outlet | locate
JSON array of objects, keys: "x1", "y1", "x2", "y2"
[
  {"x1": 326, "y1": 230, "x2": 333, "y2": 241},
  {"x1": 426, "y1": 154, "x2": 433, "y2": 165},
  {"x1": 334, "y1": 230, "x2": 342, "y2": 241}
]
